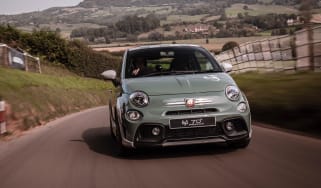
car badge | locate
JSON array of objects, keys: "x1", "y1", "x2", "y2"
[{"x1": 185, "y1": 98, "x2": 195, "y2": 108}]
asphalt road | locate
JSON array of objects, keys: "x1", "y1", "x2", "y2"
[{"x1": 0, "y1": 106, "x2": 321, "y2": 188}]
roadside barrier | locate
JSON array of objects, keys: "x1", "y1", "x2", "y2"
[{"x1": 0, "y1": 100, "x2": 7, "y2": 134}]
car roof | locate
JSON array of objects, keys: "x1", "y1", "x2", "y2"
[{"x1": 128, "y1": 44, "x2": 202, "y2": 52}]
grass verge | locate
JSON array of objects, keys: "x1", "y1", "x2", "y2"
[
  {"x1": 0, "y1": 66, "x2": 112, "y2": 137},
  {"x1": 233, "y1": 72, "x2": 321, "y2": 135}
]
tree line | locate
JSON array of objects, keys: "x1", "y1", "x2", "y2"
[
  {"x1": 71, "y1": 14, "x2": 160, "y2": 42},
  {"x1": 0, "y1": 25, "x2": 121, "y2": 78}
]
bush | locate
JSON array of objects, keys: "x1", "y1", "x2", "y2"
[
  {"x1": 0, "y1": 25, "x2": 121, "y2": 78},
  {"x1": 222, "y1": 41, "x2": 239, "y2": 51}
]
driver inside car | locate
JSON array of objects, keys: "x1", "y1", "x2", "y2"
[{"x1": 131, "y1": 57, "x2": 153, "y2": 77}]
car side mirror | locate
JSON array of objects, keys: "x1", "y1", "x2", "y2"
[
  {"x1": 101, "y1": 70, "x2": 120, "y2": 87},
  {"x1": 221, "y1": 63, "x2": 233, "y2": 73}
]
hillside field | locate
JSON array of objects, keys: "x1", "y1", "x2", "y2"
[
  {"x1": 226, "y1": 3, "x2": 298, "y2": 18},
  {"x1": 0, "y1": 65, "x2": 113, "y2": 137}
]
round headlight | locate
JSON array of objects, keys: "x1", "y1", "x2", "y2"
[
  {"x1": 129, "y1": 91, "x2": 149, "y2": 107},
  {"x1": 225, "y1": 85, "x2": 240, "y2": 101}
]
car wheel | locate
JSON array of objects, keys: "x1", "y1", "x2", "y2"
[
  {"x1": 109, "y1": 104, "x2": 116, "y2": 140},
  {"x1": 109, "y1": 114, "x2": 116, "y2": 140},
  {"x1": 109, "y1": 108, "x2": 116, "y2": 140},
  {"x1": 228, "y1": 138, "x2": 251, "y2": 149}
]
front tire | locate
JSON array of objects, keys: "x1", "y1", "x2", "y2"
[
  {"x1": 109, "y1": 104, "x2": 116, "y2": 140},
  {"x1": 110, "y1": 107, "x2": 130, "y2": 157}
]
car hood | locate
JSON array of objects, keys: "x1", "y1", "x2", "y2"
[{"x1": 123, "y1": 73, "x2": 237, "y2": 95}]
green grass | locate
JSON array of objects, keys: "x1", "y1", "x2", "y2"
[
  {"x1": 257, "y1": 30, "x2": 272, "y2": 36},
  {"x1": 226, "y1": 3, "x2": 298, "y2": 18},
  {"x1": 0, "y1": 66, "x2": 113, "y2": 134},
  {"x1": 233, "y1": 72, "x2": 321, "y2": 134},
  {"x1": 161, "y1": 14, "x2": 209, "y2": 25}
]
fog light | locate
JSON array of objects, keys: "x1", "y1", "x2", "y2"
[
  {"x1": 237, "y1": 102, "x2": 247, "y2": 113},
  {"x1": 225, "y1": 122, "x2": 235, "y2": 131},
  {"x1": 126, "y1": 110, "x2": 142, "y2": 121},
  {"x1": 152, "y1": 127, "x2": 161, "y2": 136}
]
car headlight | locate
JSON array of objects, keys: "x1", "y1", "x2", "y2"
[
  {"x1": 129, "y1": 91, "x2": 149, "y2": 107},
  {"x1": 225, "y1": 85, "x2": 240, "y2": 101}
]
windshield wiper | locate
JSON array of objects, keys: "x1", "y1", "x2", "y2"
[{"x1": 142, "y1": 70, "x2": 197, "y2": 77}]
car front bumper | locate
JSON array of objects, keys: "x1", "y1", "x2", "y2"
[
  {"x1": 120, "y1": 116, "x2": 251, "y2": 148},
  {"x1": 118, "y1": 92, "x2": 252, "y2": 148}
]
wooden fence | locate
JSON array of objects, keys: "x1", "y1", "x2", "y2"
[{"x1": 216, "y1": 26, "x2": 321, "y2": 74}]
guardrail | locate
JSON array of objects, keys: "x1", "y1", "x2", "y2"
[{"x1": 216, "y1": 26, "x2": 321, "y2": 74}]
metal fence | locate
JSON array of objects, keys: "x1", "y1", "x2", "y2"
[
  {"x1": 0, "y1": 44, "x2": 41, "y2": 73},
  {"x1": 216, "y1": 26, "x2": 321, "y2": 74}
]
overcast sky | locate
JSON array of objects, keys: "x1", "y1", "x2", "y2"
[{"x1": 0, "y1": 0, "x2": 83, "y2": 15}]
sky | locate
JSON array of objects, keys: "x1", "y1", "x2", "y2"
[{"x1": 0, "y1": 0, "x2": 83, "y2": 15}]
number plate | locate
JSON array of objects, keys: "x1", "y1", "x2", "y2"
[{"x1": 169, "y1": 117, "x2": 216, "y2": 129}]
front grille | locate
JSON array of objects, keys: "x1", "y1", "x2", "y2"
[
  {"x1": 165, "y1": 108, "x2": 218, "y2": 116},
  {"x1": 165, "y1": 125, "x2": 223, "y2": 141}
]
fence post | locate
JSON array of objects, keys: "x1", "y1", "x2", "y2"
[
  {"x1": 1, "y1": 44, "x2": 9, "y2": 67},
  {"x1": 0, "y1": 99, "x2": 7, "y2": 135},
  {"x1": 307, "y1": 25, "x2": 315, "y2": 71},
  {"x1": 36, "y1": 57, "x2": 42, "y2": 73},
  {"x1": 24, "y1": 52, "x2": 29, "y2": 72}
]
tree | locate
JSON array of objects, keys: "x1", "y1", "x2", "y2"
[
  {"x1": 164, "y1": 25, "x2": 171, "y2": 31},
  {"x1": 299, "y1": 0, "x2": 316, "y2": 25},
  {"x1": 220, "y1": 12, "x2": 227, "y2": 21},
  {"x1": 148, "y1": 31, "x2": 163, "y2": 41},
  {"x1": 222, "y1": 41, "x2": 239, "y2": 51},
  {"x1": 237, "y1": 13, "x2": 244, "y2": 19},
  {"x1": 243, "y1": 5, "x2": 249, "y2": 10}
]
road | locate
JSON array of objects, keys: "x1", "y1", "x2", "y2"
[{"x1": 0, "y1": 106, "x2": 320, "y2": 188}]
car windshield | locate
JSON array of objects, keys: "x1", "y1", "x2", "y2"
[{"x1": 125, "y1": 46, "x2": 222, "y2": 78}]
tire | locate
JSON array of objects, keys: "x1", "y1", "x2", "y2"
[
  {"x1": 228, "y1": 138, "x2": 251, "y2": 149},
  {"x1": 109, "y1": 105, "x2": 116, "y2": 140},
  {"x1": 110, "y1": 107, "x2": 130, "y2": 157}
]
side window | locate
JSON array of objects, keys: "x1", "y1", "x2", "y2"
[{"x1": 194, "y1": 51, "x2": 214, "y2": 71}]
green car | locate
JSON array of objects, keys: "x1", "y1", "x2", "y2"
[{"x1": 102, "y1": 44, "x2": 252, "y2": 152}]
